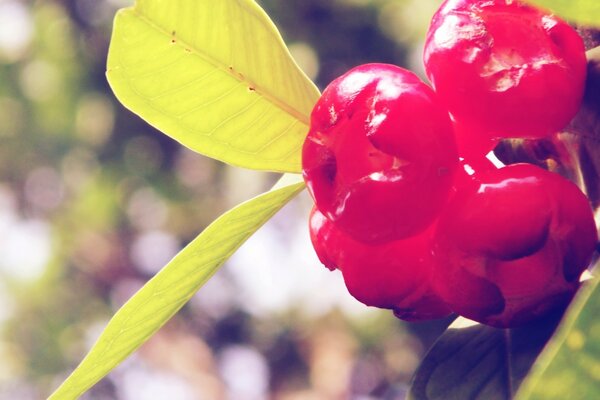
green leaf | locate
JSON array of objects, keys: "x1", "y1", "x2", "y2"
[
  {"x1": 515, "y1": 273, "x2": 600, "y2": 400},
  {"x1": 48, "y1": 175, "x2": 305, "y2": 399},
  {"x1": 409, "y1": 312, "x2": 563, "y2": 400},
  {"x1": 107, "y1": 0, "x2": 320, "y2": 173},
  {"x1": 525, "y1": 0, "x2": 600, "y2": 27}
]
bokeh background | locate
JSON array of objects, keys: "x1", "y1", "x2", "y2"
[{"x1": 0, "y1": 0, "x2": 456, "y2": 399}]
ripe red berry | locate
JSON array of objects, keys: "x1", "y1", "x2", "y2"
[
  {"x1": 432, "y1": 163, "x2": 597, "y2": 327},
  {"x1": 452, "y1": 118, "x2": 498, "y2": 160},
  {"x1": 302, "y1": 63, "x2": 458, "y2": 243},
  {"x1": 424, "y1": 0, "x2": 587, "y2": 141},
  {"x1": 308, "y1": 206, "x2": 341, "y2": 271},
  {"x1": 309, "y1": 207, "x2": 451, "y2": 321}
]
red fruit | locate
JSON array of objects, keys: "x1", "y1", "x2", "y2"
[
  {"x1": 424, "y1": 0, "x2": 587, "y2": 141},
  {"x1": 302, "y1": 64, "x2": 458, "y2": 243},
  {"x1": 454, "y1": 153, "x2": 499, "y2": 189},
  {"x1": 452, "y1": 118, "x2": 498, "y2": 160},
  {"x1": 308, "y1": 206, "x2": 341, "y2": 271},
  {"x1": 433, "y1": 164, "x2": 597, "y2": 327},
  {"x1": 309, "y1": 207, "x2": 451, "y2": 321}
]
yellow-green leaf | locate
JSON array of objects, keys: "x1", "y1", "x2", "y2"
[
  {"x1": 515, "y1": 273, "x2": 600, "y2": 400},
  {"x1": 48, "y1": 176, "x2": 305, "y2": 399},
  {"x1": 107, "y1": 0, "x2": 320, "y2": 173},
  {"x1": 525, "y1": 0, "x2": 600, "y2": 27}
]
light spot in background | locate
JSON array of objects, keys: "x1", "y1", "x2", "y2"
[
  {"x1": 309, "y1": 329, "x2": 356, "y2": 398},
  {"x1": 378, "y1": 0, "x2": 439, "y2": 44},
  {"x1": 130, "y1": 230, "x2": 180, "y2": 275},
  {"x1": 0, "y1": 340, "x2": 25, "y2": 383},
  {"x1": 380, "y1": 3, "x2": 408, "y2": 43},
  {"x1": 219, "y1": 345, "x2": 269, "y2": 400},
  {"x1": 223, "y1": 166, "x2": 273, "y2": 207},
  {"x1": 83, "y1": 319, "x2": 111, "y2": 351},
  {"x1": 61, "y1": 148, "x2": 101, "y2": 191},
  {"x1": 227, "y1": 193, "x2": 378, "y2": 319},
  {"x1": 0, "y1": 0, "x2": 33, "y2": 63},
  {"x1": 44, "y1": 17, "x2": 76, "y2": 62},
  {"x1": 75, "y1": 93, "x2": 115, "y2": 147},
  {"x1": 126, "y1": 187, "x2": 169, "y2": 231},
  {"x1": 114, "y1": 363, "x2": 197, "y2": 400},
  {"x1": 191, "y1": 272, "x2": 237, "y2": 319},
  {"x1": 378, "y1": 0, "x2": 442, "y2": 79},
  {"x1": 71, "y1": 230, "x2": 119, "y2": 276},
  {"x1": 0, "y1": 380, "x2": 39, "y2": 400},
  {"x1": 175, "y1": 148, "x2": 217, "y2": 189},
  {"x1": 19, "y1": 59, "x2": 62, "y2": 102},
  {"x1": 0, "y1": 219, "x2": 52, "y2": 282},
  {"x1": 24, "y1": 167, "x2": 65, "y2": 212},
  {"x1": 288, "y1": 42, "x2": 320, "y2": 81},
  {"x1": 407, "y1": 41, "x2": 427, "y2": 79},
  {"x1": 566, "y1": 329, "x2": 586, "y2": 351}
]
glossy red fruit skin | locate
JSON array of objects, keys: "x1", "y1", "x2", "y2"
[
  {"x1": 309, "y1": 207, "x2": 451, "y2": 321},
  {"x1": 452, "y1": 118, "x2": 498, "y2": 160},
  {"x1": 308, "y1": 206, "x2": 341, "y2": 271},
  {"x1": 424, "y1": 0, "x2": 587, "y2": 141},
  {"x1": 433, "y1": 164, "x2": 597, "y2": 328},
  {"x1": 302, "y1": 64, "x2": 458, "y2": 244}
]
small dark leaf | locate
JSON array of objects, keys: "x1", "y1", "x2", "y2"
[{"x1": 408, "y1": 311, "x2": 563, "y2": 400}]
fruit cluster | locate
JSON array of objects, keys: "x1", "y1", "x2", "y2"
[{"x1": 302, "y1": 0, "x2": 598, "y2": 328}]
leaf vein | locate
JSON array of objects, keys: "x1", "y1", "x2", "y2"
[{"x1": 130, "y1": 7, "x2": 311, "y2": 126}]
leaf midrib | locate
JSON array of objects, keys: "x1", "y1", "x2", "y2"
[{"x1": 127, "y1": 6, "x2": 311, "y2": 127}]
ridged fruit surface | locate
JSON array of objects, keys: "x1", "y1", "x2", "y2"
[
  {"x1": 303, "y1": 63, "x2": 458, "y2": 243},
  {"x1": 433, "y1": 163, "x2": 597, "y2": 327}
]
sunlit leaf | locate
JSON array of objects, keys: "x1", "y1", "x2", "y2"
[
  {"x1": 107, "y1": 0, "x2": 320, "y2": 173},
  {"x1": 515, "y1": 273, "x2": 600, "y2": 400},
  {"x1": 525, "y1": 0, "x2": 600, "y2": 27},
  {"x1": 408, "y1": 313, "x2": 563, "y2": 400},
  {"x1": 48, "y1": 175, "x2": 305, "y2": 399}
]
